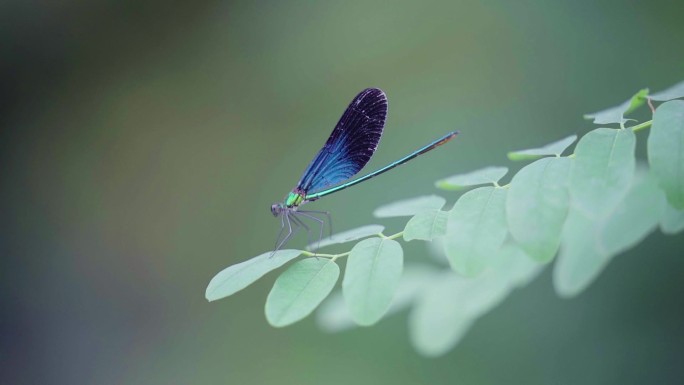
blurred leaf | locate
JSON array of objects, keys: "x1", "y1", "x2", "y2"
[
  {"x1": 403, "y1": 210, "x2": 448, "y2": 241},
  {"x1": 205, "y1": 249, "x2": 301, "y2": 302},
  {"x1": 491, "y1": 243, "x2": 545, "y2": 288},
  {"x1": 265, "y1": 258, "x2": 339, "y2": 327},
  {"x1": 410, "y1": 242, "x2": 545, "y2": 356},
  {"x1": 650, "y1": 80, "x2": 684, "y2": 101},
  {"x1": 373, "y1": 195, "x2": 446, "y2": 218},
  {"x1": 506, "y1": 157, "x2": 571, "y2": 262},
  {"x1": 584, "y1": 88, "x2": 649, "y2": 124},
  {"x1": 507, "y1": 135, "x2": 577, "y2": 161},
  {"x1": 444, "y1": 187, "x2": 508, "y2": 276},
  {"x1": 343, "y1": 238, "x2": 403, "y2": 326},
  {"x1": 307, "y1": 224, "x2": 384, "y2": 250},
  {"x1": 570, "y1": 127, "x2": 635, "y2": 217},
  {"x1": 647, "y1": 100, "x2": 684, "y2": 209},
  {"x1": 436, "y1": 166, "x2": 508, "y2": 191},
  {"x1": 554, "y1": 172, "x2": 663, "y2": 297},
  {"x1": 660, "y1": 201, "x2": 684, "y2": 234},
  {"x1": 316, "y1": 265, "x2": 436, "y2": 332},
  {"x1": 553, "y1": 209, "x2": 605, "y2": 297},
  {"x1": 408, "y1": 273, "x2": 474, "y2": 357},
  {"x1": 597, "y1": 173, "x2": 665, "y2": 256}
]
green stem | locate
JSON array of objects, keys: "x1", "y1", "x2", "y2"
[
  {"x1": 303, "y1": 231, "x2": 405, "y2": 260},
  {"x1": 380, "y1": 231, "x2": 404, "y2": 240},
  {"x1": 629, "y1": 120, "x2": 653, "y2": 132}
]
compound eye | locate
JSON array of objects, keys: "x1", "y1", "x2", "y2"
[{"x1": 270, "y1": 204, "x2": 280, "y2": 216}]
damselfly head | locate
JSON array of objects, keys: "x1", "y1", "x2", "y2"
[{"x1": 270, "y1": 203, "x2": 283, "y2": 217}]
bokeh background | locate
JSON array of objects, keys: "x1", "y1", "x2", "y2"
[{"x1": 2, "y1": 1, "x2": 683, "y2": 384}]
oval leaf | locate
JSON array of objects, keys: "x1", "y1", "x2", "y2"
[
  {"x1": 409, "y1": 268, "x2": 510, "y2": 356},
  {"x1": 555, "y1": 171, "x2": 663, "y2": 297},
  {"x1": 317, "y1": 265, "x2": 435, "y2": 332},
  {"x1": 205, "y1": 249, "x2": 301, "y2": 301},
  {"x1": 584, "y1": 88, "x2": 649, "y2": 124},
  {"x1": 436, "y1": 166, "x2": 508, "y2": 191},
  {"x1": 597, "y1": 172, "x2": 665, "y2": 256},
  {"x1": 444, "y1": 186, "x2": 508, "y2": 276},
  {"x1": 373, "y1": 195, "x2": 446, "y2": 218},
  {"x1": 553, "y1": 209, "x2": 606, "y2": 297},
  {"x1": 648, "y1": 100, "x2": 684, "y2": 209},
  {"x1": 343, "y1": 238, "x2": 403, "y2": 326},
  {"x1": 265, "y1": 258, "x2": 339, "y2": 327},
  {"x1": 307, "y1": 224, "x2": 384, "y2": 250},
  {"x1": 408, "y1": 273, "x2": 474, "y2": 357},
  {"x1": 491, "y1": 243, "x2": 544, "y2": 288},
  {"x1": 507, "y1": 135, "x2": 577, "y2": 161},
  {"x1": 403, "y1": 209, "x2": 448, "y2": 241},
  {"x1": 506, "y1": 157, "x2": 572, "y2": 262},
  {"x1": 661, "y1": 201, "x2": 684, "y2": 235},
  {"x1": 570, "y1": 127, "x2": 635, "y2": 217},
  {"x1": 650, "y1": 80, "x2": 684, "y2": 101}
]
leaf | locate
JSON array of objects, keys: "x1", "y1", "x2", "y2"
[
  {"x1": 569, "y1": 127, "x2": 636, "y2": 217},
  {"x1": 307, "y1": 224, "x2": 384, "y2": 250},
  {"x1": 265, "y1": 258, "x2": 339, "y2": 327},
  {"x1": 408, "y1": 273, "x2": 475, "y2": 357},
  {"x1": 491, "y1": 243, "x2": 544, "y2": 288},
  {"x1": 650, "y1": 80, "x2": 684, "y2": 101},
  {"x1": 554, "y1": 171, "x2": 663, "y2": 297},
  {"x1": 316, "y1": 265, "x2": 435, "y2": 332},
  {"x1": 506, "y1": 157, "x2": 572, "y2": 262},
  {"x1": 507, "y1": 135, "x2": 577, "y2": 161},
  {"x1": 584, "y1": 88, "x2": 649, "y2": 124},
  {"x1": 205, "y1": 249, "x2": 301, "y2": 301},
  {"x1": 343, "y1": 238, "x2": 403, "y2": 326},
  {"x1": 444, "y1": 186, "x2": 508, "y2": 276},
  {"x1": 403, "y1": 209, "x2": 448, "y2": 241},
  {"x1": 409, "y1": 268, "x2": 510, "y2": 357},
  {"x1": 648, "y1": 100, "x2": 684, "y2": 209},
  {"x1": 661, "y1": 201, "x2": 684, "y2": 235},
  {"x1": 436, "y1": 166, "x2": 508, "y2": 191},
  {"x1": 597, "y1": 172, "x2": 665, "y2": 256},
  {"x1": 373, "y1": 195, "x2": 446, "y2": 218},
  {"x1": 553, "y1": 209, "x2": 606, "y2": 298}
]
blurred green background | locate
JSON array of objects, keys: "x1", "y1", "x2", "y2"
[{"x1": 2, "y1": 1, "x2": 683, "y2": 384}]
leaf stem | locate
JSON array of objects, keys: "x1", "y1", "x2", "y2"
[
  {"x1": 629, "y1": 120, "x2": 653, "y2": 132},
  {"x1": 380, "y1": 231, "x2": 404, "y2": 241}
]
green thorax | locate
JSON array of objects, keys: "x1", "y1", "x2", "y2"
[{"x1": 285, "y1": 191, "x2": 305, "y2": 208}]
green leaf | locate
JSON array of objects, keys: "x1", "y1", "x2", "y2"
[
  {"x1": 506, "y1": 157, "x2": 572, "y2": 262},
  {"x1": 307, "y1": 224, "x2": 384, "y2": 250},
  {"x1": 570, "y1": 127, "x2": 636, "y2": 217},
  {"x1": 584, "y1": 88, "x2": 649, "y2": 124},
  {"x1": 661, "y1": 201, "x2": 684, "y2": 234},
  {"x1": 554, "y1": 172, "x2": 663, "y2": 297},
  {"x1": 403, "y1": 209, "x2": 448, "y2": 241},
  {"x1": 343, "y1": 238, "x2": 403, "y2": 326},
  {"x1": 444, "y1": 187, "x2": 508, "y2": 276},
  {"x1": 597, "y1": 172, "x2": 665, "y2": 256},
  {"x1": 205, "y1": 249, "x2": 301, "y2": 301},
  {"x1": 265, "y1": 258, "x2": 339, "y2": 327},
  {"x1": 373, "y1": 195, "x2": 446, "y2": 218},
  {"x1": 491, "y1": 243, "x2": 544, "y2": 288},
  {"x1": 408, "y1": 244, "x2": 542, "y2": 357},
  {"x1": 648, "y1": 100, "x2": 684, "y2": 209},
  {"x1": 553, "y1": 209, "x2": 606, "y2": 298},
  {"x1": 650, "y1": 80, "x2": 684, "y2": 101},
  {"x1": 507, "y1": 135, "x2": 577, "y2": 161},
  {"x1": 436, "y1": 166, "x2": 508, "y2": 191},
  {"x1": 316, "y1": 265, "x2": 435, "y2": 332},
  {"x1": 408, "y1": 273, "x2": 475, "y2": 357}
]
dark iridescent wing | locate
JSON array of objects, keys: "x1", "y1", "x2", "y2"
[{"x1": 296, "y1": 88, "x2": 388, "y2": 195}]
